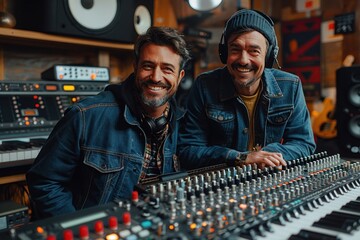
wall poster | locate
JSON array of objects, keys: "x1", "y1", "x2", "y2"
[{"x1": 281, "y1": 17, "x2": 322, "y2": 99}]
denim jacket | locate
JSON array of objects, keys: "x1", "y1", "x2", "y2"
[
  {"x1": 26, "y1": 75, "x2": 183, "y2": 219},
  {"x1": 178, "y1": 67, "x2": 316, "y2": 169}
]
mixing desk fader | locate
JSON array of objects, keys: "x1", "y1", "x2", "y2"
[{"x1": 1, "y1": 152, "x2": 360, "y2": 239}]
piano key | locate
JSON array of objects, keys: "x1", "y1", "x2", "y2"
[
  {"x1": 24, "y1": 149, "x2": 32, "y2": 160},
  {"x1": 313, "y1": 216, "x2": 353, "y2": 233},
  {"x1": 9, "y1": 151, "x2": 18, "y2": 161},
  {"x1": 331, "y1": 211, "x2": 360, "y2": 225},
  {"x1": 341, "y1": 201, "x2": 360, "y2": 213},
  {"x1": 30, "y1": 138, "x2": 47, "y2": 147},
  {"x1": 0, "y1": 152, "x2": 10, "y2": 162},
  {"x1": 16, "y1": 149, "x2": 25, "y2": 161},
  {"x1": 2, "y1": 140, "x2": 32, "y2": 149},
  {"x1": 0, "y1": 137, "x2": 46, "y2": 168},
  {"x1": 31, "y1": 149, "x2": 41, "y2": 158},
  {"x1": 289, "y1": 229, "x2": 340, "y2": 240},
  {"x1": 257, "y1": 183, "x2": 360, "y2": 240}
]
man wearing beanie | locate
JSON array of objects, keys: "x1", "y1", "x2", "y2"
[{"x1": 178, "y1": 9, "x2": 316, "y2": 169}]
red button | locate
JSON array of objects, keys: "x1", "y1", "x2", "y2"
[
  {"x1": 132, "y1": 191, "x2": 139, "y2": 203},
  {"x1": 122, "y1": 212, "x2": 131, "y2": 226},
  {"x1": 63, "y1": 229, "x2": 73, "y2": 240},
  {"x1": 108, "y1": 216, "x2": 118, "y2": 231},
  {"x1": 94, "y1": 220, "x2": 104, "y2": 235},
  {"x1": 78, "y1": 225, "x2": 89, "y2": 239},
  {"x1": 46, "y1": 234, "x2": 57, "y2": 240}
]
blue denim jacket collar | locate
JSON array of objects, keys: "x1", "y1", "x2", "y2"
[{"x1": 263, "y1": 69, "x2": 283, "y2": 98}]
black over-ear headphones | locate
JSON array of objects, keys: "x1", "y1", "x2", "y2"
[
  {"x1": 142, "y1": 114, "x2": 169, "y2": 136},
  {"x1": 141, "y1": 104, "x2": 172, "y2": 137},
  {"x1": 218, "y1": 9, "x2": 279, "y2": 68}
]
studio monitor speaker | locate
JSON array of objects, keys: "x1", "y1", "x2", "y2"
[
  {"x1": 12, "y1": 0, "x2": 153, "y2": 43},
  {"x1": 336, "y1": 66, "x2": 360, "y2": 159}
]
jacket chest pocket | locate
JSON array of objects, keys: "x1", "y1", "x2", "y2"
[
  {"x1": 83, "y1": 150, "x2": 125, "y2": 203},
  {"x1": 84, "y1": 150, "x2": 124, "y2": 173},
  {"x1": 206, "y1": 104, "x2": 235, "y2": 146},
  {"x1": 266, "y1": 107, "x2": 293, "y2": 141}
]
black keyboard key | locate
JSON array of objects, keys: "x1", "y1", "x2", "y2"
[
  {"x1": 341, "y1": 200, "x2": 360, "y2": 213},
  {"x1": 290, "y1": 229, "x2": 340, "y2": 240}
]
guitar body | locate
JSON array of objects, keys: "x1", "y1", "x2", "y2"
[
  {"x1": 312, "y1": 98, "x2": 337, "y2": 139},
  {"x1": 312, "y1": 55, "x2": 353, "y2": 140}
]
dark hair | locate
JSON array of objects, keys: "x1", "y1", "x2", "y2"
[
  {"x1": 134, "y1": 26, "x2": 191, "y2": 70},
  {"x1": 231, "y1": 28, "x2": 270, "y2": 50}
]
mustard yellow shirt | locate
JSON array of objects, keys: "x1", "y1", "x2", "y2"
[{"x1": 239, "y1": 84, "x2": 262, "y2": 151}]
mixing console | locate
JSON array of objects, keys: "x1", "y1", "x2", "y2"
[{"x1": 1, "y1": 152, "x2": 360, "y2": 239}]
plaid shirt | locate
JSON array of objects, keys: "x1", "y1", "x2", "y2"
[{"x1": 139, "y1": 105, "x2": 170, "y2": 182}]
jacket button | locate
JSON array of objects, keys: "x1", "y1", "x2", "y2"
[
  {"x1": 275, "y1": 116, "x2": 283, "y2": 123},
  {"x1": 217, "y1": 115, "x2": 224, "y2": 121}
]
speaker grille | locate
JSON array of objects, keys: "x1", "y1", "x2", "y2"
[{"x1": 336, "y1": 66, "x2": 360, "y2": 159}]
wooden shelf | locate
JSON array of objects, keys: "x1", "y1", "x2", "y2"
[
  {"x1": 0, "y1": 27, "x2": 134, "y2": 51},
  {"x1": 0, "y1": 174, "x2": 25, "y2": 185}
]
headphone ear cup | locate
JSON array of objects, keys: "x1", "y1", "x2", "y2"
[
  {"x1": 154, "y1": 116, "x2": 168, "y2": 133},
  {"x1": 265, "y1": 45, "x2": 279, "y2": 68},
  {"x1": 265, "y1": 45, "x2": 274, "y2": 68},
  {"x1": 218, "y1": 43, "x2": 227, "y2": 64},
  {"x1": 142, "y1": 117, "x2": 157, "y2": 135},
  {"x1": 142, "y1": 115, "x2": 168, "y2": 135}
]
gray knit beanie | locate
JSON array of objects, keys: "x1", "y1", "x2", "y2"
[{"x1": 224, "y1": 9, "x2": 277, "y2": 47}]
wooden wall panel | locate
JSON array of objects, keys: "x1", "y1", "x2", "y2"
[
  {"x1": 322, "y1": 41, "x2": 343, "y2": 88},
  {"x1": 2, "y1": 44, "x2": 98, "y2": 81},
  {"x1": 109, "y1": 51, "x2": 134, "y2": 83},
  {"x1": 153, "y1": 0, "x2": 178, "y2": 28}
]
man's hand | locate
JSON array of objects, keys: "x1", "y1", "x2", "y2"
[{"x1": 245, "y1": 150, "x2": 286, "y2": 169}]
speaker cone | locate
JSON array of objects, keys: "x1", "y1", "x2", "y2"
[
  {"x1": 134, "y1": 5, "x2": 151, "y2": 35},
  {"x1": 348, "y1": 115, "x2": 360, "y2": 138},
  {"x1": 67, "y1": 0, "x2": 117, "y2": 30},
  {"x1": 349, "y1": 84, "x2": 360, "y2": 107}
]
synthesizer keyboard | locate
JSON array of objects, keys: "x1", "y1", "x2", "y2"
[{"x1": 1, "y1": 152, "x2": 360, "y2": 239}]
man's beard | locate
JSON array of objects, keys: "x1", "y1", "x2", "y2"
[
  {"x1": 230, "y1": 63, "x2": 260, "y2": 88},
  {"x1": 140, "y1": 93, "x2": 171, "y2": 108},
  {"x1": 236, "y1": 76, "x2": 259, "y2": 88},
  {"x1": 137, "y1": 79, "x2": 174, "y2": 108}
]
